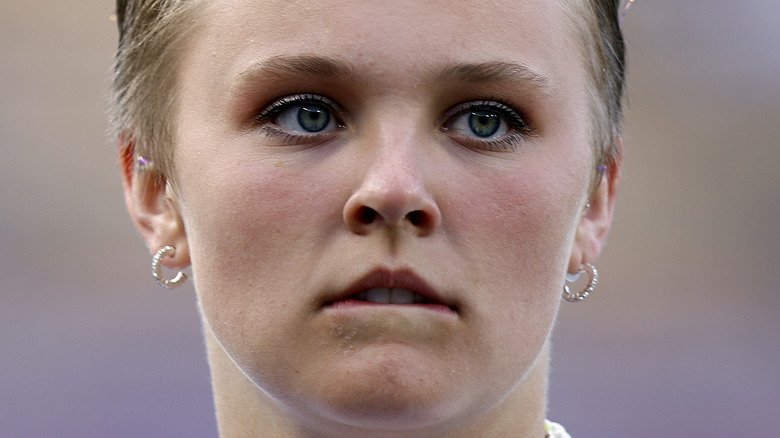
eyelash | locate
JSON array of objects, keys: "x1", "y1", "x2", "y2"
[
  {"x1": 440, "y1": 100, "x2": 533, "y2": 152},
  {"x1": 254, "y1": 94, "x2": 345, "y2": 144},
  {"x1": 253, "y1": 94, "x2": 532, "y2": 151}
]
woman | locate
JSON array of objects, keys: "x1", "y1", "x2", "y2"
[{"x1": 112, "y1": 0, "x2": 625, "y2": 436}]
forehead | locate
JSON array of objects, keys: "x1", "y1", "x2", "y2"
[
  {"x1": 185, "y1": 0, "x2": 587, "y2": 93},
  {"x1": 205, "y1": 0, "x2": 575, "y2": 46}
]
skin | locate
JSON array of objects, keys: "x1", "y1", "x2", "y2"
[{"x1": 121, "y1": 0, "x2": 621, "y2": 437}]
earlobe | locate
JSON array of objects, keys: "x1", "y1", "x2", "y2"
[
  {"x1": 119, "y1": 137, "x2": 190, "y2": 269},
  {"x1": 568, "y1": 139, "x2": 623, "y2": 273}
]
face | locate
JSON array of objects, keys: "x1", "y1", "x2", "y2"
[{"x1": 151, "y1": 0, "x2": 606, "y2": 433}]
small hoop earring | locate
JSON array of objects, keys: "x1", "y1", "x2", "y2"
[
  {"x1": 563, "y1": 263, "x2": 597, "y2": 302},
  {"x1": 152, "y1": 245, "x2": 187, "y2": 289},
  {"x1": 136, "y1": 155, "x2": 152, "y2": 172}
]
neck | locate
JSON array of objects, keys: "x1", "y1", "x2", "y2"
[{"x1": 205, "y1": 328, "x2": 550, "y2": 438}]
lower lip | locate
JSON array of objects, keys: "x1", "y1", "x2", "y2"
[{"x1": 326, "y1": 299, "x2": 456, "y2": 315}]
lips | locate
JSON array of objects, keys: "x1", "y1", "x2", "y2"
[{"x1": 324, "y1": 269, "x2": 456, "y2": 311}]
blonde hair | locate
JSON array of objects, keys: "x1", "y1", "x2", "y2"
[
  {"x1": 111, "y1": 0, "x2": 625, "y2": 183},
  {"x1": 111, "y1": 0, "x2": 204, "y2": 181}
]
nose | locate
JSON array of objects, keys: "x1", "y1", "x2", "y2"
[{"x1": 343, "y1": 138, "x2": 441, "y2": 237}]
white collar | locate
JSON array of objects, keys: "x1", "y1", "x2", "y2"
[{"x1": 544, "y1": 419, "x2": 572, "y2": 438}]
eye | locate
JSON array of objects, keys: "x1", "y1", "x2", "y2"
[
  {"x1": 451, "y1": 109, "x2": 507, "y2": 139},
  {"x1": 255, "y1": 94, "x2": 343, "y2": 138},
  {"x1": 276, "y1": 102, "x2": 335, "y2": 133},
  {"x1": 442, "y1": 100, "x2": 532, "y2": 151}
]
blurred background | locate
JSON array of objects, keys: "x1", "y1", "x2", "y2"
[{"x1": 1, "y1": 1, "x2": 778, "y2": 437}]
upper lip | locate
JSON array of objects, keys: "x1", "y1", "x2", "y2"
[{"x1": 323, "y1": 268, "x2": 457, "y2": 311}]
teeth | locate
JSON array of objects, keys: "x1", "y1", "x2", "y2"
[
  {"x1": 390, "y1": 288, "x2": 415, "y2": 304},
  {"x1": 366, "y1": 288, "x2": 391, "y2": 304},
  {"x1": 362, "y1": 288, "x2": 421, "y2": 304}
]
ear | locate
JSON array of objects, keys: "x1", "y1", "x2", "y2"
[
  {"x1": 568, "y1": 138, "x2": 623, "y2": 274},
  {"x1": 119, "y1": 137, "x2": 190, "y2": 269}
]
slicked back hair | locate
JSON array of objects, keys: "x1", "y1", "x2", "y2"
[{"x1": 110, "y1": 0, "x2": 625, "y2": 186}]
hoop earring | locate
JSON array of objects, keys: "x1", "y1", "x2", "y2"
[
  {"x1": 136, "y1": 155, "x2": 152, "y2": 172},
  {"x1": 563, "y1": 263, "x2": 597, "y2": 302},
  {"x1": 152, "y1": 245, "x2": 187, "y2": 289}
]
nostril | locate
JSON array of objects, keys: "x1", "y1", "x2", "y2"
[
  {"x1": 357, "y1": 206, "x2": 378, "y2": 225},
  {"x1": 406, "y1": 210, "x2": 425, "y2": 226}
]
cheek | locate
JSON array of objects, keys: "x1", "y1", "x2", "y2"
[
  {"x1": 182, "y1": 155, "x2": 344, "y2": 261},
  {"x1": 447, "y1": 164, "x2": 583, "y2": 277},
  {"x1": 184, "y1": 165, "x2": 322, "y2": 274},
  {"x1": 177, "y1": 158, "x2": 344, "y2": 359},
  {"x1": 441, "y1": 161, "x2": 586, "y2": 365}
]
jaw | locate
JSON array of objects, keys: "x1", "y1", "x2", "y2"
[{"x1": 204, "y1": 315, "x2": 553, "y2": 438}]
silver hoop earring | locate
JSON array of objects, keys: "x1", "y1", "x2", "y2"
[
  {"x1": 563, "y1": 263, "x2": 597, "y2": 302},
  {"x1": 152, "y1": 245, "x2": 187, "y2": 289},
  {"x1": 136, "y1": 155, "x2": 152, "y2": 172}
]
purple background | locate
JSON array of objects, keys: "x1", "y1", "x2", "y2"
[{"x1": 2, "y1": 1, "x2": 779, "y2": 437}]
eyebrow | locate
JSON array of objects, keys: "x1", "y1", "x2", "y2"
[
  {"x1": 436, "y1": 61, "x2": 552, "y2": 92},
  {"x1": 236, "y1": 55, "x2": 355, "y2": 82},
  {"x1": 234, "y1": 55, "x2": 552, "y2": 93}
]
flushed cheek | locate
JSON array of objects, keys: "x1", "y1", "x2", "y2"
[
  {"x1": 178, "y1": 158, "x2": 345, "y2": 348},
  {"x1": 183, "y1": 158, "x2": 342, "y2": 266},
  {"x1": 448, "y1": 167, "x2": 580, "y2": 272},
  {"x1": 443, "y1": 167, "x2": 581, "y2": 350}
]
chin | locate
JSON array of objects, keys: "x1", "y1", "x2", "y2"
[
  {"x1": 287, "y1": 347, "x2": 476, "y2": 433},
  {"x1": 307, "y1": 389, "x2": 465, "y2": 435}
]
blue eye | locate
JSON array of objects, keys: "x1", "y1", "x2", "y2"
[
  {"x1": 446, "y1": 106, "x2": 510, "y2": 140},
  {"x1": 442, "y1": 101, "x2": 531, "y2": 151},
  {"x1": 467, "y1": 110, "x2": 503, "y2": 138},
  {"x1": 278, "y1": 103, "x2": 334, "y2": 133},
  {"x1": 256, "y1": 94, "x2": 341, "y2": 136}
]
